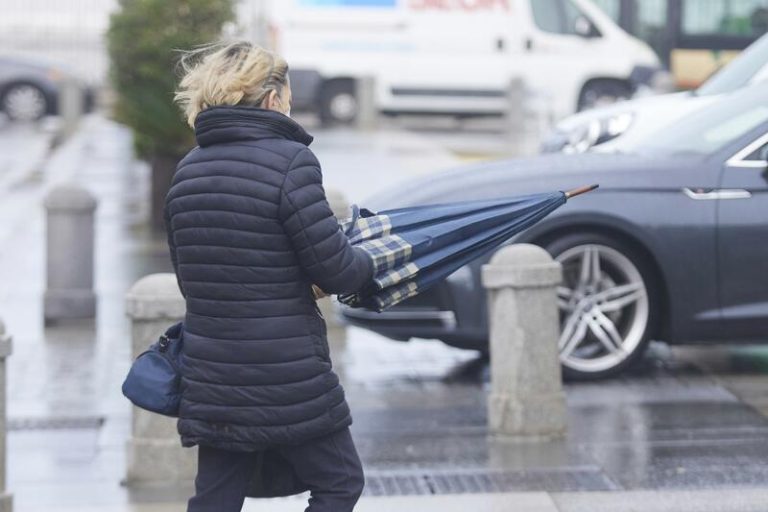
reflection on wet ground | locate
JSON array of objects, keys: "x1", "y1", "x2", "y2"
[{"x1": 343, "y1": 334, "x2": 768, "y2": 494}]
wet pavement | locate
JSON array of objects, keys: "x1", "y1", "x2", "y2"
[{"x1": 2, "y1": 115, "x2": 768, "y2": 511}]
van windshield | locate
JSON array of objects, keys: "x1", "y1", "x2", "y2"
[
  {"x1": 697, "y1": 33, "x2": 768, "y2": 95},
  {"x1": 600, "y1": 85, "x2": 768, "y2": 157}
]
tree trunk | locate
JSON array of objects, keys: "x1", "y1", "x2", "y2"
[{"x1": 150, "y1": 154, "x2": 182, "y2": 231}]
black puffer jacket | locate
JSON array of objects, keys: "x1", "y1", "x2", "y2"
[{"x1": 164, "y1": 106, "x2": 373, "y2": 452}]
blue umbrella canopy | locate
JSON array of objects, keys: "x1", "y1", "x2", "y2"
[{"x1": 337, "y1": 185, "x2": 597, "y2": 312}]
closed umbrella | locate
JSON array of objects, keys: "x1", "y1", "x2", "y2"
[{"x1": 337, "y1": 185, "x2": 598, "y2": 312}]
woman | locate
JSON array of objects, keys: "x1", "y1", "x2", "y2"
[{"x1": 167, "y1": 41, "x2": 374, "y2": 512}]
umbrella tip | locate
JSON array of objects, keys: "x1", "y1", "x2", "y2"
[{"x1": 565, "y1": 184, "x2": 599, "y2": 199}]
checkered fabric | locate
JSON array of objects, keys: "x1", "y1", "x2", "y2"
[
  {"x1": 340, "y1": 213, "x2": 392, "y2": 245},
  {"x1": 356, "y1": 234, "x2": 413, "y2": 276},
  {"x1": 338, "y1": 210, "x2": 424, "y2": 310},
  {"x1": 374, "y1": 261, "x2": 420, "y2": 289},
  {"x1": 371, "y1": 280, "x2": 420, "y2": 311}
]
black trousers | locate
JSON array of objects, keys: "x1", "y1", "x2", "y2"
[{"x1": 187, "y1": 427, "x2": 364, "y2": 512}]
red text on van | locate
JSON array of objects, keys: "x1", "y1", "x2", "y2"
[{"x1": 408, "y1": 0, "x2": 511, "y2": 11}]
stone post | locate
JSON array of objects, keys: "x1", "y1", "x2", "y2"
[
  {"x1": 125, "y1": 274, "x2": 195, "y2": 486},
  {"x1": 505, "y1": 78, "x2": 544, "y2": 157},
  {"x1": 0, "y1": 320, "x2": 12, "y2": 512},
  {"x1": 505, "y1": 78, "x2": 526, "y2": 132},
  {"x1": 43, "y1": 185, "x2": 97, "y2": 324},
  {"x1": 58, "y1": 78, "x2": 83, "y2": 140},
  {"x1": 481, "y1": 244, "x2": 566, "y2": 440},
  {"x1": 320, "y1": 189, "x2": 350, "y2": 337},
  {"x1": 355, "y1": 76, "x2": 377, "y2": 131}
]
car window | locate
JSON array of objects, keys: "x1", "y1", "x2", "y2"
[
  {"x1": 562, "y1": 0, "x2": 594, "y2": 35},
  {"x1": 697, "y1": 33, "x2": 768, "y2": 95},
  {"x1": 531, "y1": 0, "x2": 565, "y2": 33},
  {"x1": 590, "y1": 0, "x2": 620, "y2": 22},
  {"x1": 745, "y1": 141, "x2": 768, "y2": 160},
  {"x1": 682, "y1": 0, "x2": 768, "y2": 37},
  {"x1": 592, "y1": 0, "x2": 668, "y2": 58},
  {"x1": 635, "y1": 0, "x2": 669, "y2": 59}
]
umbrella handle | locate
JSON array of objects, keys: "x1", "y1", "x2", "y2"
[{"x1": 565, "y1": 184, "x2": 599, "y2": 199}]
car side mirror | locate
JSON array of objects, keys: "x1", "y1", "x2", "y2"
[{"x1": 574, "y1": 16, "x2": 600, "y2": 38}]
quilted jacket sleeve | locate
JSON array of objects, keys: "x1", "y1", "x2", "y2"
[
  {"x1": 279, "y1": 148, "x2": 374, "y2": 295},
  {"x1": 163, "y1": 204, "x2": 186, "y2": 299}
]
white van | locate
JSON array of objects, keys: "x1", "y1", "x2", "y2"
[{"x1": 248, "y1": 0, "x2": 662, "y2": 124}]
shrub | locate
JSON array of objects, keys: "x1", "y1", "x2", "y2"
[{"x1": 107, "y1": 0, "x2": 235, "y2": 227}]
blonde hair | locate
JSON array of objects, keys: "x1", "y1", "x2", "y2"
[{"x1": 174, "y1": 41, "x2": 289, "y2": 127}]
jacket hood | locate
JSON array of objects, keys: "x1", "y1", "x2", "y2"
[{"x1": 194, "y1": 106, "x2": 314, "y2": 148}]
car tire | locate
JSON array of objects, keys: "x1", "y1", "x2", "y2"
[
  {"x1": 1, "y1": 83, "x2": 49, "y2": 122},
  {"x1": 318, "y1": 80, "x2": 357, "y2": 126},
  {"x1": 577, "y1": 80, "x2": 632, "y2": 112},
  {"x1": 544, "y1": 232, "x2": 659, "y2": 380}
]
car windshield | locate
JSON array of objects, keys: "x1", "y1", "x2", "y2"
[
  {"x1": 602, "y1": 85, "x2": 768, "y2": 157},
  {"x1": 697, "y1": 33, "x2": 768, "y2": 95}
]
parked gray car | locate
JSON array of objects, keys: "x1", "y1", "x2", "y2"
[
  {"x1": 541, "y1": 33, "x2": 768, "y2": 154},
  {"x1": 0, "y1": 56, "x2": 93, "y2": 121},
  {"x1": 341, "y1": 84, "x2": 768, "y2": 380}
]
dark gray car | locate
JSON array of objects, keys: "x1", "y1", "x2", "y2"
[
  {"x1": 0, "y1": 56, "x2": 93, "y2": 121},
  {"x1": 341, "y1": 84, "x2": 768, "y2": 380}
]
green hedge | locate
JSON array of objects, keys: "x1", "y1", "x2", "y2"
[{"x1": 107, "y1": 0, "x2": 235, "y2": 160}]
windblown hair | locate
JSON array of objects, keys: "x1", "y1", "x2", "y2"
[{"x1": 174, "y1": 41, "x2": 289, "y2": 127}]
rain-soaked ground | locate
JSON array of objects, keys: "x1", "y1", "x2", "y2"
[{"x1": 2, "y1": 115, "x2": 768, "y2": 511}]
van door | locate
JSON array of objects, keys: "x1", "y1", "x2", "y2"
[
  {"x1": 385, "y1": 1, "x2": 513, "y2": 116},
  {"x1": 515, "y1": 0, "x2": 614, "y2": 117}
]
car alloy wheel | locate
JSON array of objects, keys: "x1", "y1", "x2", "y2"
[
  {"x1": 2, "y1": 84, "x2": 48, "y2": 121},
  {"x1": 553, "y1": 241, "x2": 651, "y2": 378}
]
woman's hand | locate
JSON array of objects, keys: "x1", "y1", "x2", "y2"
[{"x1": 312, "y1": 285, "x2": 328, "y2": 300}]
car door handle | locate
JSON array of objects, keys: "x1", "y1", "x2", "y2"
[{"x1": 682, "y1": 188, "x2": 752, "y2": 200}]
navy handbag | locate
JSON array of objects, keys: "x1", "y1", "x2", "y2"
[{"x1": 122, "y1": 322, "x2": 184, "y2": 417}]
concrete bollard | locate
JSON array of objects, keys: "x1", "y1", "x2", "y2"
[
  {"x1": 326, "y1": 189, "x2": 350, "y2": 220},
  {"x1": 505, "y1": 78, "x2": 544, "y2": 157},
  {"x1": 481, "y1": 244, "x2": 566, "y2": 440},
  {"x1": 321, "y1": 189, "x2": 350, "y2": 335},
  {"x1": 43, "y1": 185, "x2": 97, "y2": 324},
  {"x1": 355, "y1": 76, "x2": 377, "y2": 131},
  {"x1": 58, "y1": 78, "x2": 83, "y2": 140},
  {"x1": 124, "y1": 274, "x2": 195, "y2": 486},
  {"x1": 505, "y1": 78, "x2": 526, "y2": 137},
  {"x1": 0, "y1": 320, "x2": 12, "y2": 512}
]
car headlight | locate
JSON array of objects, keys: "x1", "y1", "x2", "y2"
[{"x1": 562, "y1": 112, "x2": 635, "y2": 154}]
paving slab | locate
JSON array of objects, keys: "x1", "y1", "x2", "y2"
[
  {"x1": 22, "y1": 492, "x2": 560, "y2": 512},
  {"x1": 552, "y1": 489, "x2": 768, "y2": 512}
]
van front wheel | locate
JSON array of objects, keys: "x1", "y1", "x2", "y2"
[
  {"x1": 319, "y1": 80, "x2": 357, "y2": 126},
  {"x1": 577, "y1": 80, "x2": 632, "y2": 112}
]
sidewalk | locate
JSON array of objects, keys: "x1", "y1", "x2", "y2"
[
  {"x1": 4, "y1": 115, "x2": 768, "y2": 512},
  {"x1": 22, "y1": 489, "x2": 768, "y2": 512}
]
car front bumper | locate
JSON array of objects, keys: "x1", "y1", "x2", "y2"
[{"x1": 338, "y1": 274, "x2": 489, "y2": 351}]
